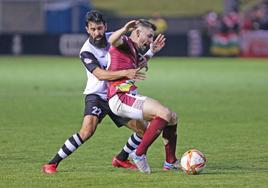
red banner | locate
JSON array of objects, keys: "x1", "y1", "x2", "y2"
[{"x1": 240, "y1": 31, "x2": 268, "y2": 57}]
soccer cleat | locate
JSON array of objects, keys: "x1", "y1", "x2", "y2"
[
  {"x1": 42, "y1": 164, "x2": 57, "y2": 174},
  {"x1": 130, "y1": 151, "x2": 151, "y2": 174},
  {"x1": 163, "y1": 160, "x2": 180, "y2": 171},
  {"x1": 112, "y1": 157, "x2": 137, "y2": 169}
]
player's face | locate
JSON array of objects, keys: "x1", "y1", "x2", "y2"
[
  {"x1": 86, "y1": 21, "x2": 107, "y2": 47},
  {"x1": 137, "y1": 27, "x2": 154, "y2": 51}
]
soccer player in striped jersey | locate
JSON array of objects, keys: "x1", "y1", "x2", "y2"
[
  {"x1": 42, "y1": 10, "x2": 165, "y2": 174},
  {"x1": 107, "y1": 19, "x2": 179, "y2": 173}
]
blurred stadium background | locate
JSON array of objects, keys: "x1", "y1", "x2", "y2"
[{"x1": 0, "y1": 0, "x2": 268, "y2": 57}]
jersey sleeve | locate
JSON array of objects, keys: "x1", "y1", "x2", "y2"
[{"x1": 80, "y1": 51, "x2": 100, "y2": 72}]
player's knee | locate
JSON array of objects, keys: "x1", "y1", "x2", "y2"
[
  {"x1": 158, "y1": 107, "x2": 172, "y2": 122},
  {"x1": 169, "y1": 112, "x2": 178, "y2": 126}
]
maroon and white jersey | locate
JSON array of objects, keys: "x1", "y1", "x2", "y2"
[{"x1": 107, "y1": 36, "x2": 140, "y2": 98}]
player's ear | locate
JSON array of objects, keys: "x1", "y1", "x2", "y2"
[
  {"x1": 85, "y1": 26, "x2": 89, "y2": 34},
  {"x1": 104, "y1": 23, "x2": 108, "y2": 31}
]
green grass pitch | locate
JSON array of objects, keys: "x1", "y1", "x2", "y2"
[{"x1": 0, "y1": 56, "x2": 268, "y2": 187}]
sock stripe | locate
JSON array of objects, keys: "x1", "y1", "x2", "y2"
[
  {"x1": 129, "y1": 137, "x2": 139, "y2": 147},
  {"x1": 49, "y1": 133, "x2": 84, "y2": 165},
  {"x1": 130, "y1": 135, "x2": 141, "y2": 146},
  {"x1": 122, "y1": 133, "x2": 142, "y2": 154},
  {"x1": 61, "y1": 144, "x2": 72, "y2": 156},
  {"x1": 117, "y1": 133, "x2": 142, "y2": 161},
  {"x1": 123, "y1": 145, "x2": 133, "y2": 153},
  {"x1": 58, "y1": 148, "x2": 67, "y2": 158},
  {"x1": 126, "y1": 142, "x2": 135, "y2": 150},
  {"x1": 73, "y1": 134, "x2": 82, "y2": 145},
  {"x1": 133, "y1": 133, "x2": 142, "y2": 142},
  {"x1": 65, "y1": 140, "x2": 76, "y2": 152},
  {"x1": 69, "y1": 136, "x2": 79, "y2": 148},
  {"x1": 76, "y1": 133, "x2": 84, "y2": 143}
]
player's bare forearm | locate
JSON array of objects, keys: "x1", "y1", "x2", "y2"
[
  {"x1": 108, "y1": 20, "x2": 137, "y2": 47},
  {"x1": 92, "y1": 67, "x2": 145, "y2": 81},
  {"x1": 93, "y1": 68, "x2": 127, "y2": 80},
  {"x1": 108, "y1": 27, "x2": 126, "y2": 47}
]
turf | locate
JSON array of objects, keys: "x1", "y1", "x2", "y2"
[{"x1": 0, "y1": 56, "x2": 268, "y2": 187}]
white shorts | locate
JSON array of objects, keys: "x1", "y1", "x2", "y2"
[{"x1": 109, "y1": 93, "x2": 147, "y2": 120}]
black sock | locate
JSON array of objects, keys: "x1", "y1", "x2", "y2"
[
  {"x1": 116, "y1": 133, "x2": 142, "y2": 161},
  {"x1": 48, "y1": 133, "x2": 84, "y2": 165}
]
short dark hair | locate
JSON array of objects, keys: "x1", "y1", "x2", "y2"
[
  {"x1": 138, "y1": 19, "x2": 157, "y2": 31},
  {"x1": 85, "y1": 10, "x2": 106, "y2": 26}
]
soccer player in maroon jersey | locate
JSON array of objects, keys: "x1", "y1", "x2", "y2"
[
  {"x1": 42, "y1": 11, "x2": 169, "y2": 174},
  {"x1": 107, "y1": 19, "x2": 179, "y2": 173}
]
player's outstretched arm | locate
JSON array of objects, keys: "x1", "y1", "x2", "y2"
[
  {"x1": 92, "y1": 67, "x2": 146, "y2": 81},
  {"x1": 108, "y1": 20, "x2": 138, "y2": 47}
]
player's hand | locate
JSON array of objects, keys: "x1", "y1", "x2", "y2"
[
  {"x1": 138, "y1": 54, "x2": 148, "y2": 71},
  {"x1": 123, "y1": 20, "x2": 138, "y2": 32},
  {"x1": 133, "y1": 70, "x2": 146, "y2": 82},
  {"x1": 125, "y1": 69, "x2": 146, "y2": 81},
  {"x1": 150, "y1": 34, "x2": 166, "y2": 54}
]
